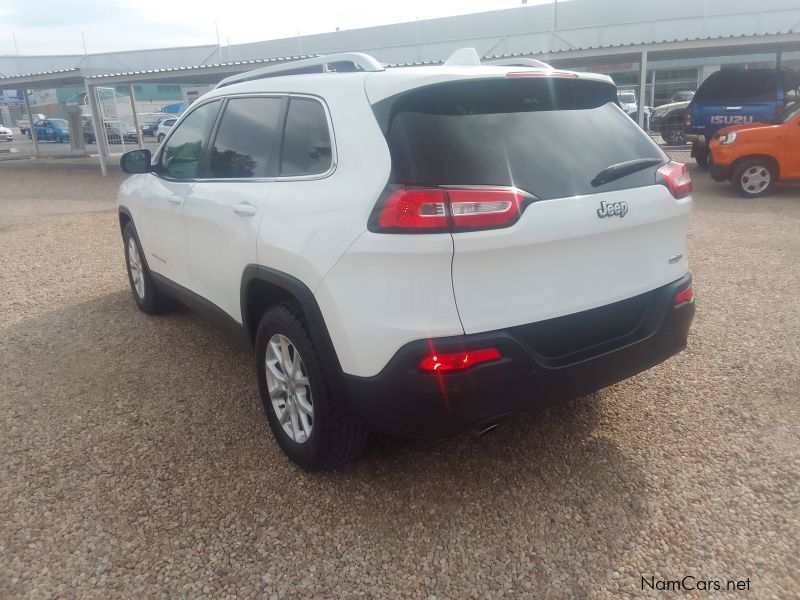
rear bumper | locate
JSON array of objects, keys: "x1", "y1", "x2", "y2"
[{"x1": 343, "y1": 274, "x2": 694, "y2": 438}]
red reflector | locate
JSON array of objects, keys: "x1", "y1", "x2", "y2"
[
  {"x1": 658, "y1": 161, "x2": 692, "y2": 199},
  {"x1": 674, "y1": 283, "x2": 694, "y2": 305},
  {"x1": 377, "y1": 187, "x2": 525, "y2": 232},
  {"x1": 419, "y1": 348, "x2": 502, "y2": 372}
]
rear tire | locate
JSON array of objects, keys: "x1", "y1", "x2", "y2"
[
  {"x1": 122, "y1": 222, "x2": 174, "y2": 315},
  {"x1": 695, "y1": 151, "x2": 709, "y2": 169},
  {"x1": 732, "y1": 158, "x2": 775, "y2": 198},
  {"x1": 255, "y1": 303, "x2": 367, "y2": 470}
]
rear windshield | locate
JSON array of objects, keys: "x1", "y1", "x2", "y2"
[
  {"x1": 378, "y1": 78, "x2": 664, "y2": 200},
  {"x1": 694, "y1": 70, "x2": 779, "y2": 103}
]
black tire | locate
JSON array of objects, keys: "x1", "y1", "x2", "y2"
[
  {"x1": 122, "y1": 221, "x2": 174, "y2": 315},
  {"x1": 695, "y1": 151, "x2": 709, "y2": 169},
  {"x1": 731, "y1": 158, "x2": 775, "y2": 198},
  {"x1": 255, "y1": 303, "x2": 367, "y2": 470},
  {"x1": 157, "y1": 133, "x2": 166, "y2": 143}
]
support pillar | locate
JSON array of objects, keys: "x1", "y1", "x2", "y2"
[
  {"x1": 638, "y1": 50, "x2": 648, "y2": 129},
  {"x1": 128, "y1": 84, "x2": 144, "y2": 150},
  {"x1": 22, "y1": 89, "x2": 40, "y2": 157},
  {"x1": 84, "y1": 80, "x2": 108, "y2": 176}
]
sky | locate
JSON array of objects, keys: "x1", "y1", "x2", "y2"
[{"x1": 0, "y1": 0, "x2": 554, "y2": 56}]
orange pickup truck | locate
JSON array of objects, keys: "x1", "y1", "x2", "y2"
[{"x1": 709, "y1": 102, "x2": 800, "y2": 197}]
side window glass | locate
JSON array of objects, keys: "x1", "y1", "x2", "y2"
[
  {"x1": 207, "y1": 97, "x2": 283, "y2": 179},
  {"x1": 280, "y1": 98, "x2": 332, "y2": 177},
  {"x1": 159, "y1": 101, "x2": 220, "y2": 179}
]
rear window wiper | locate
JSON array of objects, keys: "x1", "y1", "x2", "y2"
[{"x1": 591, "y1": 158, "x2": 664, "y2": 187}]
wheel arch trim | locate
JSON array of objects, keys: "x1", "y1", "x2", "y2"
[{"x1": 240, "y1": 264, "x2": 348, "y2": 400}]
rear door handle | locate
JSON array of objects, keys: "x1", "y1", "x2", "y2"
[
  {"x1": 232, "y1": 202, "x2": 257, "y2": 217},
  {"x1": 167, "y1": 196, "x2": 183, "y2": 205}
]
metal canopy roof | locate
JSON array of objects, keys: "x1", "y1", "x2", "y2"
[
  {"x1": 0, "y1": 55, "x2": 316, "y2": 89},
  {"x1": 0, "y1": 31, "x2": 797, "y2": 91}
]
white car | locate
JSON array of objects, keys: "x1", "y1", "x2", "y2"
[
  {"x1": 117, "y1": 50, "x2": 695, "y2": 470},
  {"x1": 0, "y1": 125, "x2": 12, "y2": 141},
  {"x1": 155, "y1": 117, "x2": 177, "y2": 143},
  {"x1": 617, "y1": 90, "x2": 638, "y2": 115}
]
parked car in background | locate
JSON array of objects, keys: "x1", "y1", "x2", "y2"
[
  {"x1": 650, "y1": 101, "x2": 690, "y2": 145},
  {"x1": 0, "y1": 125, "x2": 13, "y2": 141},
  {"x1": 117, "y1": 50, "x2": 694, "y2": 469},
  {"x1": 16, "y1": 113, "x2": 46, "y2": 135},
  {"x1": 617, "y1": 90, "x2": 637, "y2": 115},
  {"x1": 84, "y1": 118, "x2": 138, "y2": 144},
  {"x1": 138, "y1": 113, "x2": 173, "y2": 137},
  {"x1": 156, "y1": 117, "x2": 177, "y2": 142},
  {"x1": 29, "y1": 118, "x2": 70, "y2": 143},
  {"x1": 670, "y1": 91, "x2": 695, "y2": 103},
  {"x1": 709, "y1": 100, "x2": 800, "y2": 197},
  {"x1": 685, "y1": 68, "x2": 799, "y2": 167}
]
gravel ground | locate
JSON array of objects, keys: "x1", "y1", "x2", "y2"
[{"x1": 1, "y1": 158, "x2": 798, "y2": 599}]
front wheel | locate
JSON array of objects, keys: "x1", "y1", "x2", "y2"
[
  {"x1": 732, "y1": 159, "x2": 775, "y2": 198},
  {"x1": 255, "y1": 304, "x2": 367, "y2": 470},
  {"x1": 122, "y1": 222, "x2": 174, "y2": 314}
]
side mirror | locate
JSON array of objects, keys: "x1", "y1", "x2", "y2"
[{"x1": 120, "y1": 149, "x2": 153, "y2": 174}]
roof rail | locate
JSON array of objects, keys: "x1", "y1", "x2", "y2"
[
  {"x1": 483, "y1": 57, "x2": 552, "y2": 69},
  {"x1": 215, "y1": 52, "x2": 385, "y2": 88}
]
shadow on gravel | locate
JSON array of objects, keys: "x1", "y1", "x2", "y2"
[{"x1": 2, "y1": 289, "x2": 653, "y2": 596}]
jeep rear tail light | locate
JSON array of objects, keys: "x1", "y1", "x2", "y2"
[
  {"x1": 684, "y1": 104, "x2": 693, "y2": 130},
  {"x1": 419, "y1": 348, "x2": 502, "y2": 372},
  {"x1": 657, "y1": 162, "x2": 692, "y2": 199},
  {"x1": 375, "y1": 187, "x2": 528, "y2": 233}
]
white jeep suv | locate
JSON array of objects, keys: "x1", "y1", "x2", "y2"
[{"x1": 118, "y1": 50, "x2": 695, "y2": 470}]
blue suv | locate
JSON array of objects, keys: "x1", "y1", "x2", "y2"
[{"x1": 685, "y1": 68, "x2": 799, "y2": 167}]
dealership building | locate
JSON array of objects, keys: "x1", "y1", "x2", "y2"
[{"x1": 1, "y1": 0, "x2": 798, "y2": 169}]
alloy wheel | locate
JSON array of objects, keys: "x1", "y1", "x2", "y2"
[
  {"x1": 127, "y1": 237, "x2": 145, "y2": 299},
  {"x1": 265, "y1": 334, "x2": 314, "y2": 444}
]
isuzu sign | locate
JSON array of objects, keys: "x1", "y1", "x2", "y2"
[
  {"x1": 597, "y1": 200, "x2": 629, "y2": 218},
  {"x1": 710, "y1": 115, "x2": 755, "y2": 125}
]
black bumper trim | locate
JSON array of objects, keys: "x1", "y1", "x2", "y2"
[
  {"x1": 342, "y1": 275, "x2": 695, "y2": 438},
  {"x1": 710, "y1": 162, "x2": 731, "y2": 182}
]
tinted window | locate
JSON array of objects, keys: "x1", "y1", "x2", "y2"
[
  {"x1": 207, "y1": 97, "x2": 282, "y2": 179},
  {"x1": 381, "y1": 78, "x2": 664, "y2": 200},
  {"x1": 159, "y1": 101, "x2": 219, "y2": 179},
  {"x1": 694, "y1": 70, "x2": 778, "y2": 103},
  {"x1": 280, "y1": 98, "x2": 332, "y2": 176}
]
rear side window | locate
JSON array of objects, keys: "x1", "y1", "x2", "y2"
[
  {"x1": 694, "y1": 70, "x2": 778, "y2": 103},
  {"x1": 207, "y1": 97, "x2": 283, "y2": 178},
  {"x1": 280, "y1": 98, "x2": 332, "y2": 177},
  {"x1": 380, "y1": 78, "x2": 664, "y2": 200}
]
